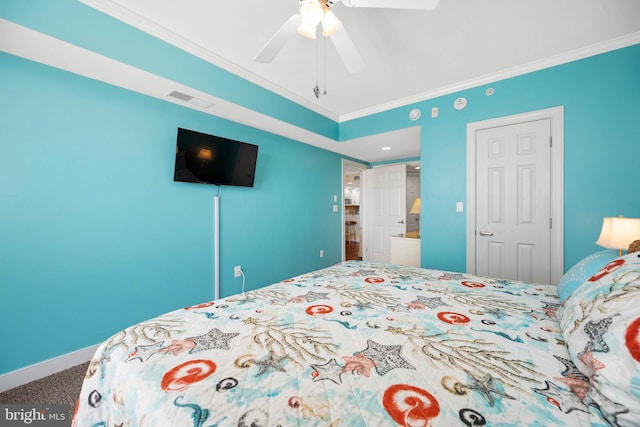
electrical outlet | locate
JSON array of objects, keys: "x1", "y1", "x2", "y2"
[
  {"x1": 234, "y1": 265, "x2": 242, "y2": 278},
  {"x1": 320, "y1": 249, "x2": 324, "y2": 258}
]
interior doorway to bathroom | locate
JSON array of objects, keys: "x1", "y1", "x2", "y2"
[{"x1": 342, "y1": 159, "x2": 421, "y2": 262}]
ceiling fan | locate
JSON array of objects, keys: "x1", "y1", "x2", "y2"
[{"x1": 254, "y1": 0, "x2": 440, "y2": 74}]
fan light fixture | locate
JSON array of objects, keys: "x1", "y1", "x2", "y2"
[
  {"x1": 297, "y1": 0, "x2": 342, "y2": 39},
  {"x1": 255, "y1": 0, "x2": 440, "y2": 76},
  {"x1": 322, "y1": 10, "x2": 342, "y2": 36}
]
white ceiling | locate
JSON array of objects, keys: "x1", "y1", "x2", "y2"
[
  {"x1": 82, "y1": 0, "x2": 640, "y2": 118},
  {"x1": 3, "y1": 1, "x2": 640, "y2": 162}
]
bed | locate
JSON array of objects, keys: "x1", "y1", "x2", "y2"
[{"x1": 73, "y1": 252, "x2": 640, "y2": 426}]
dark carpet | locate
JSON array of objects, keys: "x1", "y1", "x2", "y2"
[{"x1": 0, "y1": 362, "x2": 89, "y2": 419}]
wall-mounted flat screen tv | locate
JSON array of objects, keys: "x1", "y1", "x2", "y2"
[{"x1": 174, "y1": 128, "x2": 258, "y2": 187}]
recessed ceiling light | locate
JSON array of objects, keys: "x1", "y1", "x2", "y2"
[{"x1": 381, "y1": 146, "x2": 391, "y2": 151}]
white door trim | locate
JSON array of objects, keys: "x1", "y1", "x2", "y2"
[
  {"x1": 342, "y1": 159, "x2": 368, "y2": 261},
  {"x1": 466, "y1": 106, "x2": 564, "y2": 284}
]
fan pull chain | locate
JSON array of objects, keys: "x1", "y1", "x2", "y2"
[
  {"x1": 313, "y1": 9, "x2": 328, "y2": 99},
  {"x1": 322, "y1": 18, "x2": 328, "y2": 96},
  {"x1": 313, "y1": 19, "x2": 320, "y2": 98}
]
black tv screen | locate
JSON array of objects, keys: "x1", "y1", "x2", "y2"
[{"x1": 173, "y1": 128, "x2": 258, "y2": 187}]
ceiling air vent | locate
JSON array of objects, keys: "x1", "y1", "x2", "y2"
[
  {"x1": 167, "y1": 90, "x2": 193, "y2": 102},
  {"x1": 167, "y1": 90, "x2": 214, "y2": 109}
]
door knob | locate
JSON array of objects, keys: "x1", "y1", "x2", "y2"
[
  {"x1": 398, "y1": 220, "x2": 405, "y2": 224},
  {"x1": 478, "y1": 230, "x2": 494, "y2": 236}
]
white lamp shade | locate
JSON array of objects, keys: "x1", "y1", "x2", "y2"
[
  {"x1": 596, "y1": 217, "x2": 640, "y2": 250},
  {"x1": 409, "y1": 198, "x2": 421, "y2": 214}
]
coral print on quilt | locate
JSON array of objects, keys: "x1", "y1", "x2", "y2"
[
  {"x1": 558, "y1": 252, "x2": 640, "y2": 427},
  {"x1": 74, "y1": 261, "x2": 607, "y2": 426}
]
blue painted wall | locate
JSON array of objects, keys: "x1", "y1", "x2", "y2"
[
  {"x1": 1, "y1": 0, "x2": 639, "y2": 377},
  {"x1": 0, "y1": 53, "x2": 343, "y2": 375},
  {"x1": 341, "y1": 44, "x2": 640, "y2": 273},
  {"x1": 0, "y1": 0, "x2": 338, "y2": 139}
]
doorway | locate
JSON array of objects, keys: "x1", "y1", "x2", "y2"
[
  {"x1": 466, "y1": 107, "x2": 564, "y2": 284},
  {"x1": 343, "y1": 160, "x2": 368, "y2": 261},
  {"x1": 356, "y1": 162, "x2": 421, "y2": 263}
]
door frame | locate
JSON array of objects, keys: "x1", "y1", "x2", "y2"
[
  {"x1": 465, "y1": 106, "x2": 564, "y2": 284},
  {"x1": 342, "y1": 159, "x2": 369, "y2": 261}
]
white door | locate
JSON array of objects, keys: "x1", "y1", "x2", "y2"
[
  {"x1": 474, "y1": 119, "x2": 552, "y2": 284},
  {"x1": 362, "y1": 165, "x2": 407, "y2": 262}
]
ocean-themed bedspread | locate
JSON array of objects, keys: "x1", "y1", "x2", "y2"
[{"x1": 73, "y1": 261, "x2": 599, "y2": 426}]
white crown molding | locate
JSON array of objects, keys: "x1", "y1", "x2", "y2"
[
  {"x1": 0, "y1": 344, "x2": 98, "y2": 393},
  {"x1": 2, "y1": 18, "x2": 422, "y2": 163},
  {"x1": 338, "y1": 32, "x2": 640, "y2": 122},
  {"x1": 79, "y1": 0, "x2": 339, "y2": 121},
  {"x1": 79, "y1": 1, "x2": 639, "y2": 124}
]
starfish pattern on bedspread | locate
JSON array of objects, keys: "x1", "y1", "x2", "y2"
[
  {"x1": 342, "y1": 354, "x2": 376, "y2": 377},
  {"x1": 389, "y1": 303, "x2": 410, "y2": 312},
  {"x1": 125, "y1": 342, "x2": 164, "y2": 362},
  {"x1": 355, "y1": 339, "x2": 415, "y2": 376},
  {"x1": 161, "y1": 339, "x2": 197, "y2": 356},
  {"x1": 253, "y1": 352, "x2": 288, "y2": 377},
  {"x1": 413, "y1": 295, "x2": 451, "y2": 309},
  {"x1": 585, "y1": 385, "x2": 630, "y2": 426},
  {"x1": 234, "y1": 294, "x2": 258, "y2": 305},
  {"x1": 351, "y1": 300, "x2": 373, "y2": 311},
  {"x1": 439, "y1": 273, "x2": 466, "y2": 280},
  {"x1": 553, "y1": 355, "x2": 590, "y2": 401},
  {"x1": 542, "y1": 301, "x2": 561, "y2": 311},
  {"x1": 350, "y1": 269, "x2": 376, "y2": 276},
  {"x1": 300, "y1": 291, "x2": 329, "y2": 302},
  {"x1": 554, "y1": 355, "x2": 586, "y2": 379},
  {"x1": 463, "y1": 371, "x2": 516, "y2": 407},
  {"x1": 74, "y1": 260, "x2": 613, "y2": 427},
  {"x1": 580, "y1": 315, "x2": 616, "y2": 355},
  {"x1": 533, "y1": 380, "x2": 589, "y2": 414},
  {"x1": 310, "y1": 358, "x2": 344, "y2": 384},
  {"x1": 188, "y1": 328, "x2": 239, "y2": 352}
]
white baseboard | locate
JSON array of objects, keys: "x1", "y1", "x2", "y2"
[{"x1": 0, "y1": 344, "x2": 99, "y2": 393}]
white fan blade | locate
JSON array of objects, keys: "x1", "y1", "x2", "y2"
[
  {"x1": 254, "y1": 14, "x2": 301, "y2": 63},
  {"x1": 329, "y1": 25, "x2": 365, "y2": 73},
  {"x1": 342, "y1": 0, "x2": 439, "y2": 10}
]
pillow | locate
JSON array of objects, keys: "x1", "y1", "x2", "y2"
[
  {"x1": 557, "y1": 252, "x2": 640, "y2": 426},
  {"x1": 557, "y1": 250, "x2": 619, "y2": 302}
]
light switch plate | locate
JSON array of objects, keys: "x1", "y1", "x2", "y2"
[{"x1": 456, "y1": 202, "x2": 464, "y2": 212}]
